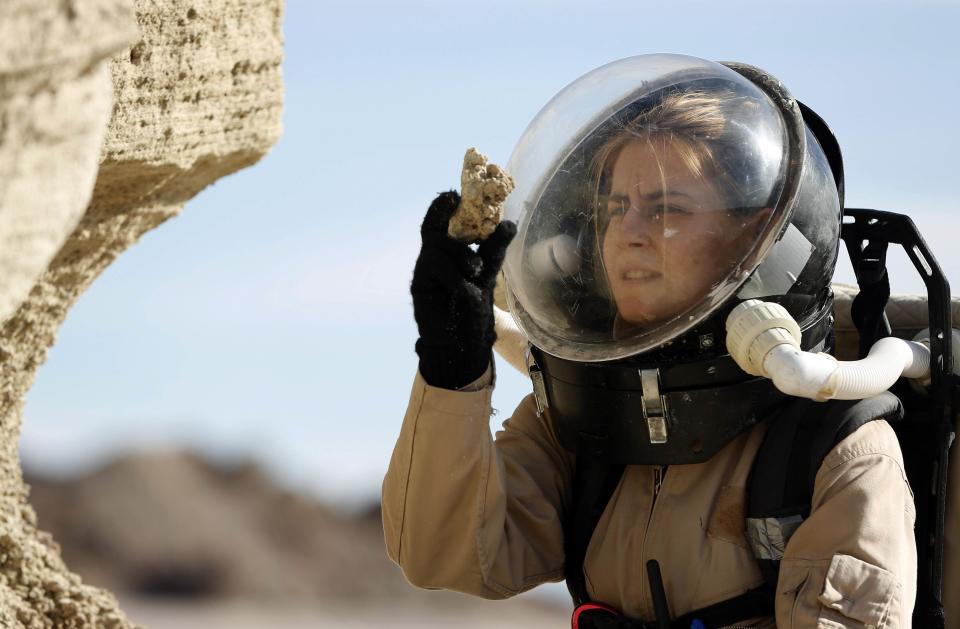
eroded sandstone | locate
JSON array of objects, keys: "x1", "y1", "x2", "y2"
[{"x1": 0, "y1": 0, "x2": 283, "y2": 626}]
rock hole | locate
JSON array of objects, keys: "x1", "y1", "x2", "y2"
[
  {"x1": 187, "y1": 8, "x2": 197, "y2": 19},
  {"x1": 129, "y1": 42, "x2": 146, "y2": 65},
  {"x1": 62, "y1": 0, "x2": 78, "y2": 20}
]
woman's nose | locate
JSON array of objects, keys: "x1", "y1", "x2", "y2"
[{"x1": 618, "y1": 205, "x2": 660, "y2": 246}]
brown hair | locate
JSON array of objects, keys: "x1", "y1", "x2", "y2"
[{"x1": 590, "y1": 88, "x2": 758, "y2": 211}]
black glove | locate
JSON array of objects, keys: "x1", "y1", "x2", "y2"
[{"x1": 411, "y1": 191, "x2": 517, "y2": 390}]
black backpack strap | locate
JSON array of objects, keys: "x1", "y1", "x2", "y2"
[
  {"x1": 805, "y1": 392, "x2": 904, "y2": 490},
  {"x1": 574, "y1": 585, "x2": 774, "y2": 629},
  {"x1": 746, "y1": 393, "x2": 904, "y2": 584},
  {"x1": 673, "y1": 585, "x2": 774, "y2": 627},
  {"x1": 849, "y1": 240, "x2": 892, "y2": 358},
  {"x1": 745, "y1": 397, "x2": 819, "y2": 583},
  {"x1": 565, "y1": 454, "x2": 626, "y2": 606}
]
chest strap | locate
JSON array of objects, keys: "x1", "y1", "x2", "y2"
[{"x1": 572, "y1": 586, "x2": 774, "y2": 629}]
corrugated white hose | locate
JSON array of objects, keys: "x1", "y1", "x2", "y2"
[
  {"x1": 493, "y1": 305, "x2": 529, "y2": 375},
  {"x1": 726, "y1": 300, "x2": 931, "y2": 402}
]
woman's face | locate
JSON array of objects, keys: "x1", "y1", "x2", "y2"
[{"x1": 601, "y1": 140, "x2": 758, "y2": 326}]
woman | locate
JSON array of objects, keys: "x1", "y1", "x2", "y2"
[
  {"x1": 383, "y1": 55, "x2": 916, "y2": 628},
  {"x1": 593, "y1": 89, "x2": 772, "y2": 329}
]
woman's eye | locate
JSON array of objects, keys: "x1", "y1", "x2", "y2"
[
  {"x1": 606, "y1": 201, "x2": 628, "y2": 217},
  {"x1": 604, "y1": 203, "x2": 692, "y2": 218},
  {"x1": 639, "y1": 205, "x2": 691, "y2": 222}
]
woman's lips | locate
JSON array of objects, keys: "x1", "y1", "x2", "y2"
[{"x1": 622, "y1": 269, "x2": 662, "y2": 281}]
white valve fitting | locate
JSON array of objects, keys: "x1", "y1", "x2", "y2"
[
  {"x1": 725, "y1": 300, "x2": 802, "y2": 377},
  {"x1": 726, "y1": 299, "x2": 932, "y2": 401}
]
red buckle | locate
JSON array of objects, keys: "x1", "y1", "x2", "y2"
[{"x1": 572, "y1": 601, "x2": 620, "y2": 629}]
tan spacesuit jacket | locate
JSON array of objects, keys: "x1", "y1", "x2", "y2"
[{"x1": 382, "y1": 368, "x2": 917, "y2": 628}]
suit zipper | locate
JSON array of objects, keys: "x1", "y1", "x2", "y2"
[
  {"x1": 640, "y1": 465, "x2": 668, "y2": 619},
  {"x1": 647, "y1": 466, "x2": 767, "y2": 629},
  {"x1": 652, "y1": 465, "x2": 666, "y2": 503}
]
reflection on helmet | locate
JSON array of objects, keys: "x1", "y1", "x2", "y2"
[{"x1": 503, "y1": 54, "x2": 840, "y2": 362}]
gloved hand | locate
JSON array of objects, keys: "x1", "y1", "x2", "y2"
[{"x1": 411, "y1": 191, "x2": 517, "y2": 390}]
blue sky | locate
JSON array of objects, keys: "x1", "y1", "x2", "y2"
[{"x1": 20, "y1": 0, "x2": 960, "y2": 507}]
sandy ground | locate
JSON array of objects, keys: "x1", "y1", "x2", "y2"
[{"x1": 120, "y1": 596, "x2": 570, "y2": 629}]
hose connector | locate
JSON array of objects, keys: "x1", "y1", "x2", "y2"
[{"x1": 726, "y1": 300, "x2": 802, "y2": 377}]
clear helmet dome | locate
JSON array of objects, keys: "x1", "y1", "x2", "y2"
[{"x1": 502, "y1": 54, "x2": 840, "y2": 362}]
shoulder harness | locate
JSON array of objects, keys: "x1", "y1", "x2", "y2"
[{"x1": 565, "y1": 392, "x2": 904, "y2": 628}]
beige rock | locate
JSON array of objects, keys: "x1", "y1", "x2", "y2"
[
  {"x1": 0, "y1": 0, "x2": 283, "y2": 626},
  {"x1": 0, "y1": 1, "x2": 137, "y2": 96},
  {"x1": 0, "y1": 0, "x2": 139, "y2": 335},
  {"x1": 448, "y1": 147, "x2": 515, "y2": 243}
]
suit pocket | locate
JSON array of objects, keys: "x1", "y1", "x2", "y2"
[{"x1": 816, "y1": 553, "x2": 902, "y2": 628}]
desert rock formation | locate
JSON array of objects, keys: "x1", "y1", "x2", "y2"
[{"x1": 0, "y1": 0, "x2": 283, "y2": 626}]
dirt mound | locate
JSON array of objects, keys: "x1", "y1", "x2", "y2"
[{"x1": 26, "y1": 452, "x2": 413, "y2": 602}]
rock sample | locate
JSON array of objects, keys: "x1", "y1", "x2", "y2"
[
  {"x1": 448, "y1": 147, "x2": 515, "y2": 243},
  {"x1": 0, "y1": 0, "x2": 283, "y2": 626}
]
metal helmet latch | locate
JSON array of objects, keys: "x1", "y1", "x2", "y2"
[
  {"x1": 640, "y1": 368, "x2": 669, "y2": 444},
  {"x1": 528, "y1": 360, "x2": 549, "y2": 417}
]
